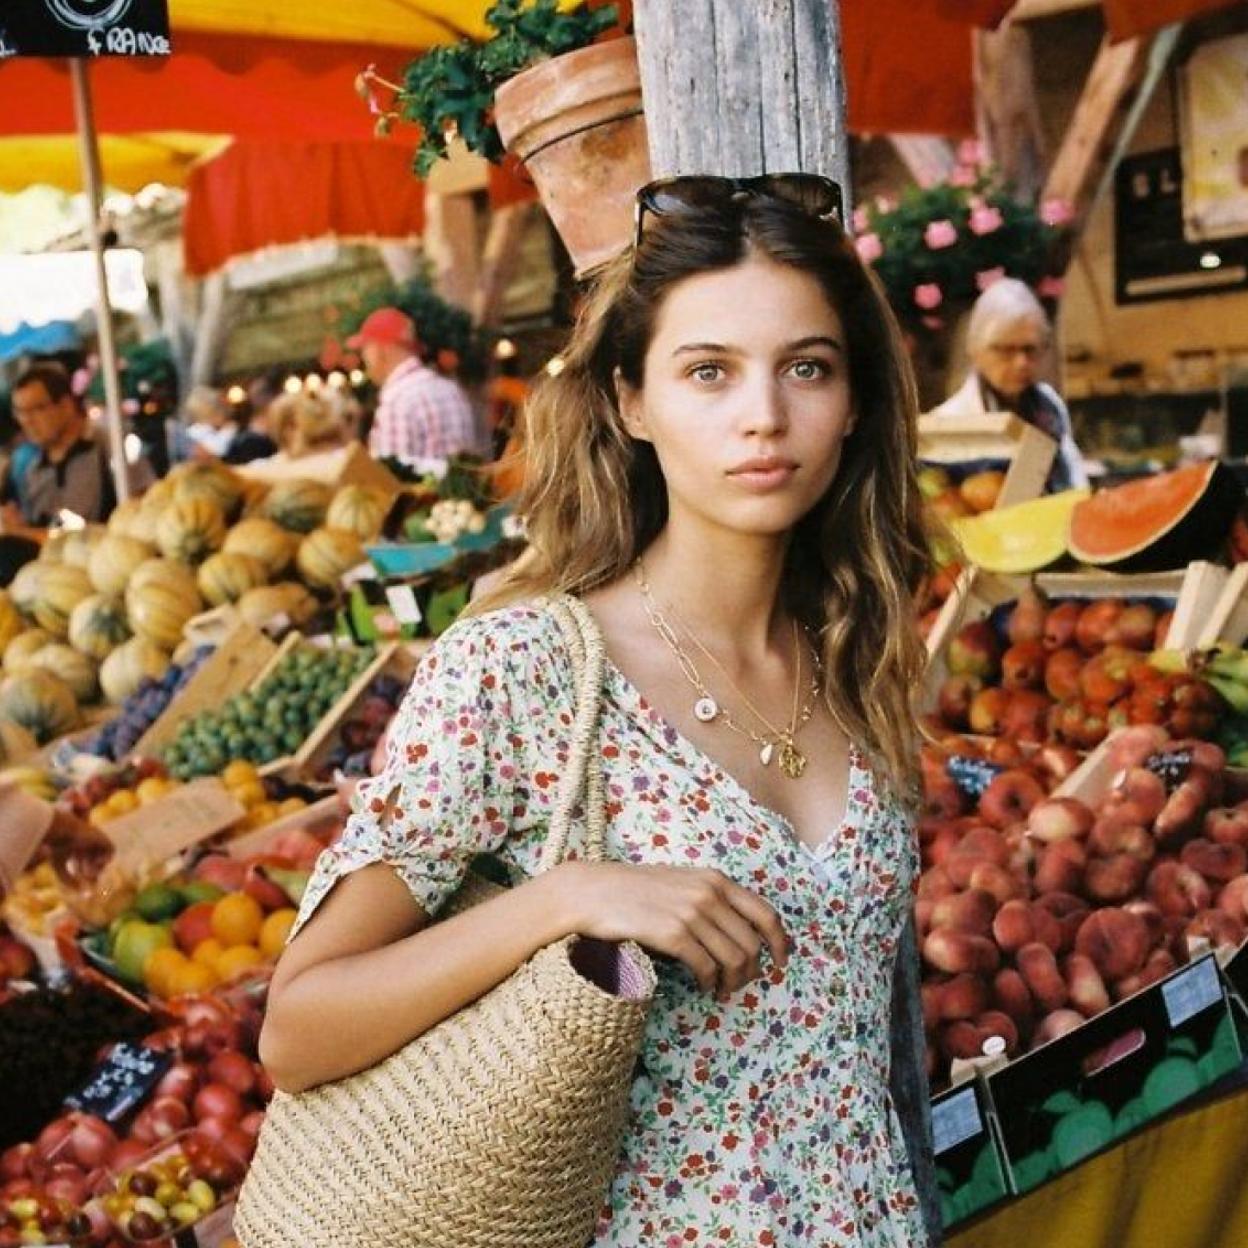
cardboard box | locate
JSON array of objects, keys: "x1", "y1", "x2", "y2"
[
  {"x1": 103, "y1": 778, "x2": 247, "y2": 874},
  {"x1": 931, "y1": 1079, "x2": 1011, "y2": 1230},
  {"x1": 984, "y1": 953, "x2": 1242, "y2": 1195},
  {"x1": 918, "y1": 411, "x2": 1057, "y2": 509}
]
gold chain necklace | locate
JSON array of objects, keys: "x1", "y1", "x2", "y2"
[{"x1": 633, "y1": 559, "x2": 821, "y2": 779}]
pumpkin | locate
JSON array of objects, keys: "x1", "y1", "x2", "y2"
[
  {"x1": 326, "y1": 485, "x2": 389, "y2": 541},
  {"x1": 131, "y1": 557, "x2": 202, "y2": 605},
  {"x1": 30, "y1": 644, "x2": 99, "y2": 704},
  {"x1": 156, "y1": 496, "x2": 227, "y2": 565},
  {"x1": 237, "y1": 477, "x2": 271, "y2": 518},
  {"x1": 262, "y1": 479, "x2": 333, "y2": 534},
  {"x1": 68, "y1": 593, "x2": 132, "y2": 660},
  {"x1": 32, "y1": 564, "x2": 94, "y2": 637},
  {"x1": 139, "y1": 476, "x2": 176, "y2": 517},
  {"x1": 37, "y1": 531, "x2": 67, "y2": 563},
  {"x1": 88, "y1": 533, "x2": 156, "y2": 596},
  {"x1": 222, "y1": 518, "x2": 296, "y2": 577},
  {"x1": 1068, "y1": 461, "x2": 1245, "y2": 572},
  {"x1": 100, "y1": 637, "x2": 171, "y2": 705},
  {"x1": 4, "y1": 629, "x2": 54, "y2": 674},
  {"x1": 60, "y1": 525, "x2": 107, "y2": 571},
  {"x1": 108, "y1": 497, "x2": 161, "y2": 544},
  {"x1": 9, "y1": 562, "x2": 44, "y2": 620},
  {"x1": 236, "y1": 582, "x2": 319, "y2": 631},
  {"x1": 126, "y1": 580, "x2": 198, "y2": 650},
  {"x1": 197, "y1": 552, "x2": 270, "y2": 607},
  {"x1": 295, "y1": 527, "x2": 365, "y2": 589},
  {"x1": 0, "y1": 591, "x2": 24, "y2": 654},
  {"x1": 0, "y1": 722, "x2": 38, "y2": 766},
  {"x1": 170, "y1": 461, "x2": 245, "y2": 520},
  {"x1": 0, "y1": 669, "x2": 80, "y2": 743}
]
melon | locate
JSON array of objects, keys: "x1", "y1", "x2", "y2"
[
  {"x1": 326, "y1": 485, "x2": 389, "y2": 541},
  {"x1": 950, "y1": 490, "x2": 1090, "y2": 574},
  {"x1": 33, "y1": 564, "x2": 94, "y2": 637},
  {"x1": 69, "y1": 593, "x2": 132, "y2": 660},
  {"x1": 126, "y1": 580, "x2": 198, "y2": 650},
  {"x1": 101, "y1": 637, "x2": 171, "y2": 705},
  {"x1": 30, "y1": 644, "x2": 99, "y2": 704},
  {"x1": 4, "y1": 629, "x2": 54, "y2": 674},
  {"x1": 131, "y1": 557, "x2": 202, "y2": 606},
  {"x1": 0, "y1": 592, "x2": 23, "y2": 654},
  {"x1": 109, "y1": 497, "x2": 160, "y2": 544},
  {"x1": 236, "y1": 582, "x2": 319, "y2": 630},
  {"x1": 262, "y1": 479, "x2": 332, "y2": 534},
  {"x1": 0, "y1": 669, "x2": 79, "y2": 743},
  {"x1": 89, "y1": 533, "x2": 155, "y2": 596},
  {"x1": 156, "y1": 496, "x2": 228, "y2": 565},
  {"x1": 59, "y1": 525, "x2": 107, "y2": 571},
  {"x1": 1068, "y1": 461, "x2": 1245, "y2": 572},
  {"x1": 171, "y1": 462, "x2": 245, "y2": 520},
  {"x1": 222, "y1": 518, "x2": 296, "y2": 577},
  {"x1": 9, "y1": 561, "x2": 44, "y2": 620},
  {"x1": 197, "y1": 552, "x2": 270, "y2": 607},
  {"x1": 296, "y1": 527, "x2": 365, "y2": 589}
]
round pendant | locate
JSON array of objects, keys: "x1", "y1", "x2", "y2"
[{"x1": 694, "y1": 696, "x2": 719, "y2": 723}]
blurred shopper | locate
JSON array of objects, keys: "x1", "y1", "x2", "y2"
[
  {"x1": 929, "y1": 278, "x2": 1087, "y2": 492},
  {"x1": 268, "y1": 390, "x2": 349, "y2": 459},
  {"x1": 183, "y1": 386, "x2": 239, "y2": 459},
  {"x1": 350, "y1": 307, "x2": 488, "y2": 464}
]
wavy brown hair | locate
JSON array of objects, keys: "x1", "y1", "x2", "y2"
[{"x1": 476, "y1": 198, "x2": 934, "y2": 796}]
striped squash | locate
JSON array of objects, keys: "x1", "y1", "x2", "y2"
[
  {"x1": 326, "y1": 485, "x2": 389, "y2": 541},
  {"x1": 33, "y1": 564, "x2": 94, "y2": 638},
  {"x1": 126, "y1": 580, "x2": 198, "y2": 650},
  {"x1": 100, "y1": 637, "x2": 171, "y2": 705},
  {"x1": 295, "y1": 527, "x2": 365, "y2": 590},
  {"x1": 156, "y1": 497, "x2": 227, "y2": 565},
  {"x1": 197, "y1": 552, "x2": 270, "y2": 607},
  {"x1": 0, "y1": 669, "x2": 79, "y2": 743},
  {"x1": 68, "y1": 594, "x2": 132, "y2": 660},
  {"x1": 89, "y1": 533, "x2": 155, "y2": 596}
]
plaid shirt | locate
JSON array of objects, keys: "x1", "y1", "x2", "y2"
[{"x1": 367, "y1": 357, "x2": 486, "y2": 464}]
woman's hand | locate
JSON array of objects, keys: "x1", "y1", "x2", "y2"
[{"x1": 546, "y1": 861, "x2": 788, "y2": 995}]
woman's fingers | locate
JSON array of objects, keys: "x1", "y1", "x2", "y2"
[
  {"x1": 685, "y1": 914, "x2": 760, "y2": 994},
  {"x1": 719, "y1": 879, "x2": 789, "y2": 969}
]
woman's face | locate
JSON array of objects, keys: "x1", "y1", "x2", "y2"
[
  {"x1": 972, "y1": 315, "x2": 1046, "y2": 401},
  {"x1": 619, "y1": 256, "x2": 854, "y2": 541}
]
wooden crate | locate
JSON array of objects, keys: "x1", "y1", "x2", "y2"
[
  {"x1": 224, "y1": 794, "x2": 342, "y2": 860},
  {"x1": 235, "y1": 442, "x2": 402, "y2": 499},
  {"x1": 134, "y1": 624, "x2": 279, "y2": 758},
  {"x1": 917, "y1": 411, "x2": 1057, "y2": 509},
  {"x1": 1196, "y1": 563, "x2": 1248, "y2": 649},
  {"x1": 103, "y1": 779, "x2": 247, "y2": 874}
]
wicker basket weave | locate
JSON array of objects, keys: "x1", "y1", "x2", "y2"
[{"x1": 234, "y1": 596, "x2": 655, "y2": 1248}]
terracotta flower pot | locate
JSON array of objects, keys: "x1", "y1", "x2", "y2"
[{"x1": 494, "y1": 37, "x2": 652, "y2": 277}]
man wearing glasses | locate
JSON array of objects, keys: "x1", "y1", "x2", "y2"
[
  {"x1": 929, "y1": 277, "x2": 1088, "y2": 492},
  {"x1": 1, "y1": 361, "x2": 150, "y2": 540}
]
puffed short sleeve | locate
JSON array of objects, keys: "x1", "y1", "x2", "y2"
[{"x1": 290, "y1": 608, "x2": 570, "y2": 939}]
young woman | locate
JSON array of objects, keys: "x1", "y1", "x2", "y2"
[{"x1": 260, "y1": 180, "x2": 937, "y2": 1247}]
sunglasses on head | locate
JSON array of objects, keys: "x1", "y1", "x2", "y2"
[{"x1": 633, "y1": 174, "x2": 844, "y2": 249}]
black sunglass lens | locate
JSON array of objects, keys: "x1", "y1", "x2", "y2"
[
  {"x1": 644, "y1": 178, "x2": 734, "y2": 216},
  {"x1": 758, "y1": 175, "x2": 840, "y2": 218}
]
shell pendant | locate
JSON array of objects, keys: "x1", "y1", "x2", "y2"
[
  {"x1": 694, "y1": 696, "x2": 719, "y2": 723},
  {"x1": 759, "y1": 741, "x2": 775, "y2": 767}
]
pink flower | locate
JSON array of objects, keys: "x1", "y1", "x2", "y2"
[
  {"x1": 969, "y1": 205, "x2": 1004, "y2": 236},
  {"x1": 957, "y1": 138, "x2": 984, "y2": 168},
  {"x1": 852, "y1": 206, "x2": 870, "y2": 233},
  {"x1": 924, "y1": 219, "x2": 958, "y2": 250},
  {"x1": 922, "y1": 315, "x2": 945, "y2": 331},
  {"x1": 121, "y1": 398, "x2": 140, "y2": 416},
  {"x1": 855, "y1": 232, "x2": 883, "y2": 263},
  {"x1": 1038, "y1": 275, "x2": 1066, "y2": 299},
  {"x1": 976, "y1": 266, "x2": 1006, "y2": 292},
  {"x1": 874, "y1": 195, "x2": 897, "y2": 214},
  {"x1": 949, "y1": 166, "x2": 977, "y2": 188},
  {"x1": 1041, "y1": 197, "x2": 1075, "y2": 227},
  {"x1": 914, "y1": 283, "x2": 944, "y2": 310}
]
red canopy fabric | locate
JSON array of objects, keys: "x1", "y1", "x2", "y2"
[
  {"x1": 934, "y1": 0, "x2": 1018, "y2": 29},
  {"x1": 1103, "y1": 0, "x2": 1244, "y2": 40},
  {"x1": 843, "y1": 0, "x2": 976, "y2": 136},
  {"x1": 183, "y1": 140, "x2": 426, "y2": 275}
]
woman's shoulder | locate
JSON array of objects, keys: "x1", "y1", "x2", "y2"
[{"x1": 425, "y1": 598, "x2": 573, "y2": 683}]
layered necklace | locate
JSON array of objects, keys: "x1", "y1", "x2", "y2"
[{"x1": 633, "y1": 559, "x2": 822, "y2": 780}]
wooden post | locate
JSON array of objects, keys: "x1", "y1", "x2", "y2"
[
  {"x1": 890, "y1": 136, "x2": 958, "y2": 188},
  {"x1": 423, "y1": 191, "x2": 480, "y2": 313},
  {"x1": 975, "y1": 17, "x2": 1047, "y2": 200},
  {"x1": 631, "y1": 4, "x2": 937, "y2": 1241},
  {"x1": 472, "y1": 202, "x2": 535, "y2": 329}
]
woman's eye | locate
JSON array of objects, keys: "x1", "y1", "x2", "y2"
[
  {"x1": 788, "y1": 358, "x2": 829, "y2": 381},
  {"x1": 688, "y1": 362, "x2": 725, "y2": 383}
]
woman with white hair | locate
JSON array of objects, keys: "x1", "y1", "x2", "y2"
[{"x1": 929, "y1": 277, "x2": 1087, "y2": 491}]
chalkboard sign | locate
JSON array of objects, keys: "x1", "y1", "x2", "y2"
[
  {"x1": 0, "y1": 1, "x2": 171, "y2": 59},
  {"x1": 64, "y1": 1041, "x2": 171, "y2": 1122}
]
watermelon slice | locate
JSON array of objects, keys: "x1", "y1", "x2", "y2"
[
  {"x1": 950, "y1": 489, "x2": 1089, "y2": 573},
  {"x1": 1068, "y1": 460, "x2": 1243, "y2": 572}
]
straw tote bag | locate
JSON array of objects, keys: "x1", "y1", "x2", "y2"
[{"x1": 234, "y1": 595, "x2": 657, "y2": 1248}]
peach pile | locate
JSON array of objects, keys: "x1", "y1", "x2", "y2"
[
  {"x1": 933, "y1": 587, "x2": 1223, "y2": 750},
  {"x1": 918, "y1": 726, "x2": 1248, "y2": 1086}
]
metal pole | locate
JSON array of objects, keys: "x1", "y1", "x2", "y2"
[{"x1": 70, "y1": 56, "x2": 130, "y2": 504}]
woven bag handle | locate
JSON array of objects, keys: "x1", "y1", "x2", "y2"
[{"x1": 541, "y1": 594, "x2": 608, "y2": 868}]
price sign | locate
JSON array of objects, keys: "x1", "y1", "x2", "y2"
[
  {"x1": 64, "y1": 1042, "x2": 171, "y2": 1122},
  {"x1": 946, "y1": 754, "x2": 1004, "y2": 800},
  {"x1": 1145, "y1": 749, "x2": 1194, "y2": 792},
  {"x1": 932, "y1": 1085, "x2": 983, "y2": 1154},
  {"x1": 0, "y1": 1, "x2": 171, "y2": 60}
]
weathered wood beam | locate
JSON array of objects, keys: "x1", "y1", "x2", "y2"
[
  {"x1": 632, "y1": 0, "x2": 850, "y2": 195},
  {"x1": 889, "y1": 136, "x2": 958, "y2": 188},
  {"x1": 422, "y1": 191, "x2": 480, "y2": 313},
  {"x1": 471, "y1": 202, "x2": 535, "y2": 329},
  {"x1": 975, "y1": 17, "x2": 1046, "y2": 199}
]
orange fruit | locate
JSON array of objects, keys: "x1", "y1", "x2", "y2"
[
  {"x1": 136, "y1": 776, "x2": 177, "y2": 805},
  {"x1": 277, "y1": 796, "x2": 307, "y2": 816},
  {"x1": 105, "y1": 789, "x2": 140, "y2": 816},
  {"x1": 229, "y1": 779, "x2": 267, "y2": 810},
  {"x1": 259, "y1": 908, "x2": 297, "y2": 957},
  {"x1": 222, "y1": 760, "x2": 258, "y2": 788},
  {"x1": 249, "y1": 801, "x2": 281, "y2": 828},
  {"x1": 211, "y1": 892, "x2": 264, "y2": 948},
  {"x1": 215, "y1": 944, "x2": 264, "y2": 982},
  {"x1": 166, "y1": 959, "x2": 218, "y2": 997},
  {"x1": 144, "y1": 947, "x2": 189, "y2": 998},
  {"x1": 191, "y1": 938, "x2": 226, "y2": 970}
]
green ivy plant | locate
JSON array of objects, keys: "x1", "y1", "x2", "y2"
[{"x1": 364, "y1": 1, "x2": 618, "y2": 178}]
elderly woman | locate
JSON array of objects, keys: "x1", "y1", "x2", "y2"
[{"x1": 929, "y1": 278, "x2": 1087, "y2": 491}]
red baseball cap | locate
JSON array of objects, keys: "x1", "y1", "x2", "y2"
[{"x1": 347, "y1": 307, "x2": 417, "y2": 350}]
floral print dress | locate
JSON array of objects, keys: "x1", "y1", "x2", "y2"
[{"x1": 292, "y1": 604, "x2": 927, "y2": 1248}]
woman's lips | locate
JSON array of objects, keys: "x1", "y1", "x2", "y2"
[{"x1": 727, "y1": 458, "x2": 798, "y2": 490}]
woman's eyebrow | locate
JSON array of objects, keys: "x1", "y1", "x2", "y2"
[{"x1": 671, "y1": 335, "x2": 843, "y2": 358}]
